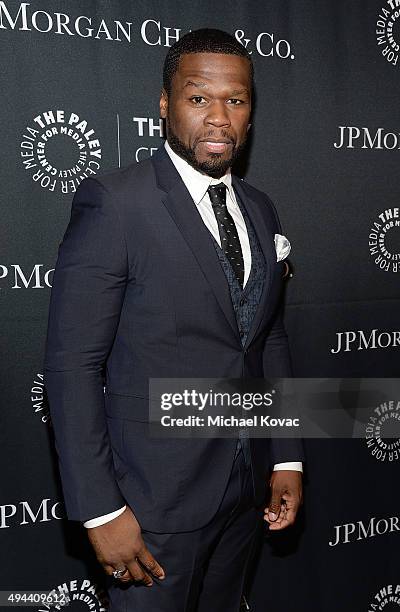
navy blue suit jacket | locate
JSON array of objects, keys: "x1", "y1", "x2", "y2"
[{"x1": 43, "y1": 145, "x2": 305, "y2": 532}]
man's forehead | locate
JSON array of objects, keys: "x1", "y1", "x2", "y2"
[{"x1": 176, "y1": 52, "x2": 250, "y2": 77}]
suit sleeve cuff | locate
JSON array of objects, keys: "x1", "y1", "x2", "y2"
[
  {"x1": 273, "y1": 462, "x2": 303, "y2": 472},
  {"x1": 83, "y1": 505, "x2": 127, "y2": 528}
]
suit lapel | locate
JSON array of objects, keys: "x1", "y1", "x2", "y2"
[
  {"x1": 151, "y1": 146, "x2": 241, "y2": 341},
  {"x1": 151, "y1": 146, "x2": 277, "y2": 349}
]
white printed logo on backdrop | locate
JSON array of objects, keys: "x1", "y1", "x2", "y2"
[
  {"x1": 334, "y1": 126, "x2": 400, "y2": 149},
  {"x1": 328, "y1": 514, "x2": 400, "y2": 547},
  {"x1": 31, "y1": 372, "x2": 50, "y2": 424},
  {"x1": 365, "y1": 400, "x2": 400, "y2": 462},
  {"x1": 0, "y1": 264, "x2": 53, "y2": 288},
  {"x1": 368, "y1": 584, "x2": 400, "y2": 611},
  {"x1": 330, "y1": 329, "x2": 400, "y2": 353},
  {"x1": 0, "y1": 497, "x2": 63, "y2": 529},
  {"x1": 368, "y1": 208, "x2": 400, "y2": 273},
  {"x1": 38, "y1": 579, "x2": 108, "y2": 612},
  {"x1": 20, "y1": 110, "x2": 102, "y2": 194},
  {"x1": 376, "y1": 1, "x2": 400, "y2": 67},
  {"x1": 0, "y1": 6, "x2": 295, "y2": 59}
]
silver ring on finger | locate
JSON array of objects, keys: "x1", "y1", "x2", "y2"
[{"x1": 112, "y1": 566, "x2": 128, "y2": 579}]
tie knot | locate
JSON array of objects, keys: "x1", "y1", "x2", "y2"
[{"x1": 207, "y1": 182, "x2": 227, "y2": 207}]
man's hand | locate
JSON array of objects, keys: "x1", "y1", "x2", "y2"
[
  {"x1": 86, "y1": 506, "x2": 165, "y2": 585},
  {"x1": 264, "y1": 470, "x2": 303, "y2": 531}
]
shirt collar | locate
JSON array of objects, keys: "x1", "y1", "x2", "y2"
[{"x1": 164, "y1": 140, "x2": 235, "y2": 206}]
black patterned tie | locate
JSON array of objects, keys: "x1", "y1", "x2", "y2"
[{"x1": 207, "y1": 182, "x2": 245, "y2": 288}]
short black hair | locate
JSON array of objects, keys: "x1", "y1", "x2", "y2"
[{"x1": 162, "y1": 28, "x2": 254, "y2": 96}]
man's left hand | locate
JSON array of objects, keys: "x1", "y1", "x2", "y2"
[{"x1": 264, "y1": 470, "x2": 303, "y2": 530}]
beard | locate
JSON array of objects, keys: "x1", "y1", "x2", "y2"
[{"x1": 166, "y1": 121, "x2": 248, "y2": 179}]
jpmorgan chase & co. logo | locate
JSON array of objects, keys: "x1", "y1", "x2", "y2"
[
  {"x1": 376, "y1": 1, "x2": 400, "y2": 67},
  {"x1": 369, "y1": 208, "x2": 400, "y2": 273},
  {"x1": 365, "y1": 400, "x2": 400, "y2": 462},
  {"x1": 20, "y1": 110, "x2": 102, "y2": 194}
]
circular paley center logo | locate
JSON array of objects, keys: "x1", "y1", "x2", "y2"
[
  {"x1": 368, "y1": 584, "x2": 400, "y2": 610},
  {"x1": 40, "y1": 578, "x2": 108, "y2": 612},
  {"x1": 365, "y1": 400, "x2": 400, "y2": 462},
  {"x1": 20, "y1": 110, "x2": 102, "y2": 194},
  {"x1": 368, "y1": 208, "x2": 400, "y2": 273},
  {"x1": 31, "y1": 372, "x2": 50, "y2": 424},
  {"x1": 376, "y1": 1, "x2": 400, "y2": 67}
]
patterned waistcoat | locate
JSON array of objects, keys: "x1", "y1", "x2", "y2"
[{"x1": 208, "y1": 186, "x2": 267, "y2": 466}]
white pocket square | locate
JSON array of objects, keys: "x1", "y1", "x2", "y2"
[{"x1": 274, "y1": 233, "x2": 291, "y2": 262}]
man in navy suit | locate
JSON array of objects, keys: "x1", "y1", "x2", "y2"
[{"x1": 44, "y1": 28, "x2": 304, "y2": 612}]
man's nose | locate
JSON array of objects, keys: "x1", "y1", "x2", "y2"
[{"x1": 204, "y1": 100, "x2": 231, "y2": 127}]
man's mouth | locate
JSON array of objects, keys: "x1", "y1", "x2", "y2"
[{"x1": 198, "y1": 139, "x2": 233, "y2": 153}]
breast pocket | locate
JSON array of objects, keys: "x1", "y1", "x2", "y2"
[{"x1": 274, "y1": 259, "x2": 287, "y2": 279}]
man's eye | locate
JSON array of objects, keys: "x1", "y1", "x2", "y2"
[
  {"x1": 190, "y1": 96, "x2": 206, "y2": 104},
  {"x1": 228, "y1": 99, "x2": 244, "y2": 105}
]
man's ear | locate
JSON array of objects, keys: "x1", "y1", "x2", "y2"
[{"x1": 160, "y1": 88, "x2": 168, "y2": 119}]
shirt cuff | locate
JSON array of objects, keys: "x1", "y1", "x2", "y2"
[
  {"x1": 273, "y1": 462, "x2": 303, "y2": 472},
  {"x1": 83, "y1": 505, "x2": 127, "y2": 528}
]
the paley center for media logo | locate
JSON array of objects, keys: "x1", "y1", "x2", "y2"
[
  {"x1": 365, "y1": 399, "x2": 400, "y2": 462},
  {"x1": 37, "y1": 578, "x2": 108, "y2": 612},
  {"x1": 20, "y1": 109, "x2": 102, "y2": 194},
  {"x1": 368, "y1": 584, "x2": 400, "y2": 611},
  {"x1": 369, "y1": 208, "x2": 400, "y2": 273},
  {"x1": 376, "y1": 0, "x2": 400, "y2": 67}
]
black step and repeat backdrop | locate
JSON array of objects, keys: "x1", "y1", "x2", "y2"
[{"x1": 1, "y1": 1, "x2": 399, "y2": 611}]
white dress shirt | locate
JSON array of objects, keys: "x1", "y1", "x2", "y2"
[{"x1": 83, "y1": 141, "x2": 302, "y2": 528}]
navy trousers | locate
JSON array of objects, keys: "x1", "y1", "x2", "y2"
[{"x1": 106, "y1": 447, "x2": 262, "y2": 612}]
